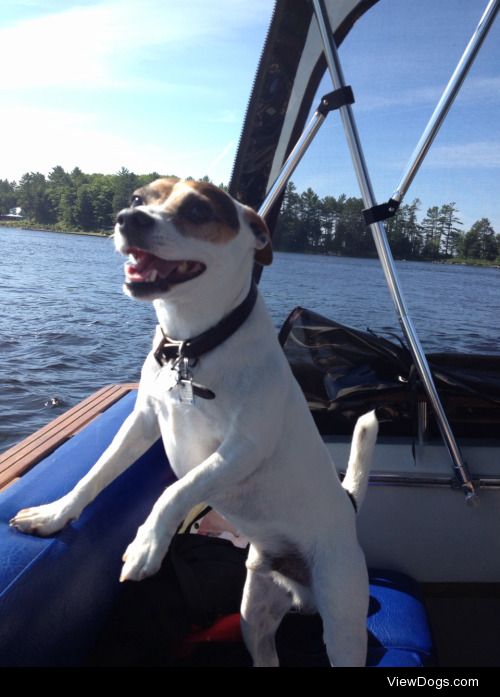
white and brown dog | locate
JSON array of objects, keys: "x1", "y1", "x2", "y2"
[{"x1": 10, "y1": 178, "x2": 378, "y2": 667}]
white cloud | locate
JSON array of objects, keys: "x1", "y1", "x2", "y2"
[
  {"x1": 0, "y1": 0, "x2": 271, "y2": 182},
  {"x1": 0, "y1": 0, "x2": 272, "y2": 90},
  {"x1": 208, "y1": 110, "x2": 240, "y2": 124},
  {"x1": 357, "y1": 75, "x2": 500, "y2": 113},
  {"x1": 0, "y1": 104, "x2": 236, "y2": 182},
  {"x1": 460, "y1": 76, "x2": 500, "y2": 100},
  {"x1": 357, "y1": 85, "x2": 443, "y2": 112},
  {"x1": 1, "y1": 4, "x2": 116, "y2": 89},
  {"x1": 426, "y1": 141, "x2": 500, "y2": 169},
  {"x1": 208, "y1": 140, "x2": 237, "y2": 174}
]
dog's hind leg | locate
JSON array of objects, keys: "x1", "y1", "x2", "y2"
[
  {"x1": 240, "y1": 548, "x2": 293, "y2": 667},
  {"x1": 312, "y1": 546, "x2": 369, "y2": 667}
]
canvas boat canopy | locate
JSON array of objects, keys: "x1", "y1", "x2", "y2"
[{"x1": 229, "y1": 0, "x2": 378, "y2": 210}]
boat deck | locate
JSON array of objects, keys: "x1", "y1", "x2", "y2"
[
  {"x1": 423, "y1": 587, "x2": 500, "y2": 666},
  {"x1": 2, "y1": 384, "x2": 500, "y2": 666}
]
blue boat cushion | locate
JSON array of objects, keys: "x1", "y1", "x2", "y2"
[
  {"x1": 0, "y1": 392, "x2": 433, "y2": 667},
  {"x1": 268, "y1": 570, "x2": 433, "y2": 666},
  {"x1": 0, "y1": 392, "x2": 175, "y2": 667},
  {"x1": 367, "y1": 570, "x2": 433, "y2": 667}
]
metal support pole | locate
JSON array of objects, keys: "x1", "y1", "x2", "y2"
[
  {"x1": 392, "y1": 0, "x2": 499, "y2": 204},
  {"x1": 259, "y1": 88, "x2": 354, "y2": 218},
  {"x1": 312, "y1": 0, "x2": 476, "y2": 499},
  {"x1": 259, "y1": 110, "x2": 326, "y2": 219}
]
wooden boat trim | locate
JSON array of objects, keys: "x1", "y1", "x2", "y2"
[{"x1": 0, "y1": 383, "x2": 138, "y2": 492}]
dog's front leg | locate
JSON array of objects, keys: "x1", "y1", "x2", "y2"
[
  {"x1": 120, "y1": 431, "x2": 262, "y2": 582},
  {"x1": 10, "y1": 399, "x2": 160, "y2": 537}
]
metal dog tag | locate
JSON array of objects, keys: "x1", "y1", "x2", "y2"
[
  {"x1": 169, "y1": 356, "x2": 195, "y2": 405},
  {"x1": 176, "y1": 378, "x2": 194, "y2": 404},
  {"x1": 168, "y1": 355, "x2": 215, "y2": 403}
]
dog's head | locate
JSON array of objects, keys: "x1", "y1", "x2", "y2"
[{"x1": 114, "y1": 177, "x2": 272, "y2": 303}]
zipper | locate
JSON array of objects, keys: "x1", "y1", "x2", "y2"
[{"x1": 228, "y1": 0, "x2": 279, "y2": 196}]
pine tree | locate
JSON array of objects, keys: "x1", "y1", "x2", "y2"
[
  {"x1": 0, "y1": 179, "x2": 16, "y2": 215},
  {"x1": 370, "y1": 199, "x2": 421, "y2": 259},
  {"x1": 320, "y1": 195, "x2": 340, "y2": 253},
  {"x1": 47, "y1": 166, "x2": 72, "y2": 225},
  {"x1": 405, "y1": 199, "x2": 423, "y2": 258},
  {"x1": 274, "y1": 183, "x2": 304, "y2": 252},
  {"x1": 112, "y1": 168, "x2": 138, "y2": 213},
  {"x1": 300, "y1": 188, "x2": 322, "y2": 250},
  {"x1": 462, "y1": 218, "x2": 498, "y2": 260},
  {"x1": 59, "y1": 187, "x2": 78, "y2": 229},
  {"x1": 421, "y1": 206, "x2": 441, "y2": 258},
  {"x1": 439, "y1": 203, "x2": 462, "y2": 257},
  {"x1": 337, "y1": 197, "x2": 368, "y2": 256},
  {"x1": 17, "y1": 172, "x2": 55, "y2": 224},
  {"x1": 88, "y1": 175, "x2": 115, "y2": 230},
  {"x1": 76, "y1": 184, "x2": 96, "y2": 231}
]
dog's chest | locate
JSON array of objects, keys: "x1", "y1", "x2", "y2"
[{"x1": 146, "y1": 358, "x2": 226, "y2": 477}]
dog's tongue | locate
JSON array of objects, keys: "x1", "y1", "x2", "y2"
[{"x1": 125, "y1": 250, "x2": 180, "y2": 283}]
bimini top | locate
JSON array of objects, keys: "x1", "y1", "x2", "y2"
[
  {"x1": 228, "y1": 0, "x2": 499, "y2": 498},
  {"x1": 229, "y1": 0, "x2": 378, "y2": 212}
]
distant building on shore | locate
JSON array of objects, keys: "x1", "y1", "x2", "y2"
[{"x1": 0, "y1": 207, "x2": 24, "y2": 220}]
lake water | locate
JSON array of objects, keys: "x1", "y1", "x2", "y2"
[{"x1": 1, "y1": 226, "x2": 499, "y2": 453}]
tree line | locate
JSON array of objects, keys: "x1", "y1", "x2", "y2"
[
  {"x1": 274, "y1": 182, "x2": 499, "y2": 261},
  {"x1": 1, "y1": 168, "x2": 498, "y2": 261},
  {"x1": 0, "y1": 167, "x2": 168, "y2": 232}
]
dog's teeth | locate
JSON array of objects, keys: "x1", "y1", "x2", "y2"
[
  {"x1": 149, "y1": 269, "x2": 158, "y2": 282},
  {"x1": 178, "y1": 262, "x2": 189, "y2": 273}
]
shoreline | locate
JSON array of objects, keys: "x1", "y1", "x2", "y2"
[
  {"x1": 273, "y1": 248, "x2": 500, "y2": 269},
  {"x1": 0, "y1": 221, "x2": 111, "y2": 238},
  {"x1": 436, "y1": 257, "x2": 500, "y2": 269},
  {"x1": 2, "y1": 223, "x2": 499, "y2": 268}
]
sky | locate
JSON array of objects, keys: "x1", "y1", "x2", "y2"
[{"x1": 1, "y1": 0, "x2": 499, "y2": 230}]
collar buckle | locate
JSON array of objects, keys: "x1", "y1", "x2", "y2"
[{"x1": 154, "y1": 282, "x2": 258, "y2": 368}]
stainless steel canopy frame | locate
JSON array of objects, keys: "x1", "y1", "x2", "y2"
[
  {"x1": 259, "y1": 0, "x2": 499, "y2": 499},
  {"x1": 392, "y1": 0, "x2": 499, "y2": 206},
  {"x1": 258, "y1": 88, "x2": 355, "y2": 219},
  {"x1": 314, "y1": 0, "x2": 498, "y2": 500}
]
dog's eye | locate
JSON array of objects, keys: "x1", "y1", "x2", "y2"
[
  {"x1": 130, "y1": 195, "x2": 144, "y2": 208},
  {"x1": 183, "y1": 200, "x2": 214, "y2": 224}
]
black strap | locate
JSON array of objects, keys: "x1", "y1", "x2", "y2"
[
  {"x1": 362, "y1": 198, "x2": 400, "y2": 225},
  {"x1": 317, "y1": 86, "x2": 355, "y2": 116},
  {"x1": 154, "y1": 282, "x2": 258, "y2": 366}
]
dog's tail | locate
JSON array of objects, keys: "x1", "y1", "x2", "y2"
[{"x1": 342, "y1": 410, "x2": 378, "y2": 511}]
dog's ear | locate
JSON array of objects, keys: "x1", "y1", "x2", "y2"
[{"x1": 245, "y1": 209, "x2": 273, "y2": 266}]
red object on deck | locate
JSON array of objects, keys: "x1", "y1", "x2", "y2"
[{"x1": 174, "y1": 613, "x2": 242, "y2": 658}]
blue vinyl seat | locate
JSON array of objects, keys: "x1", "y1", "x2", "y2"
[{"x1": 0, "y1": 392, "x2": 433, "y2": 667}]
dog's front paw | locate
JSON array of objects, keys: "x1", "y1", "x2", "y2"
[
  {"x1": 120, "y1": 525, "x2": 171, "y2": 582},
  {"x1": 9, "y1": 498, "x2": 77, "y2": 537}
]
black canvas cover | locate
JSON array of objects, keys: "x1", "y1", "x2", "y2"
[{"x1": 280, "y1": 307, "x2": 500, "y2": 438}]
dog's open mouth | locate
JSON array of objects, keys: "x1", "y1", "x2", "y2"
[{"x1": 124, "y1": 247, "x2": 206, "y2": 295}]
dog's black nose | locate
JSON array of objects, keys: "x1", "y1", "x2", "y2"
[{"x1": 116, "y1": 208, "x2": 155, "y2": 231}]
